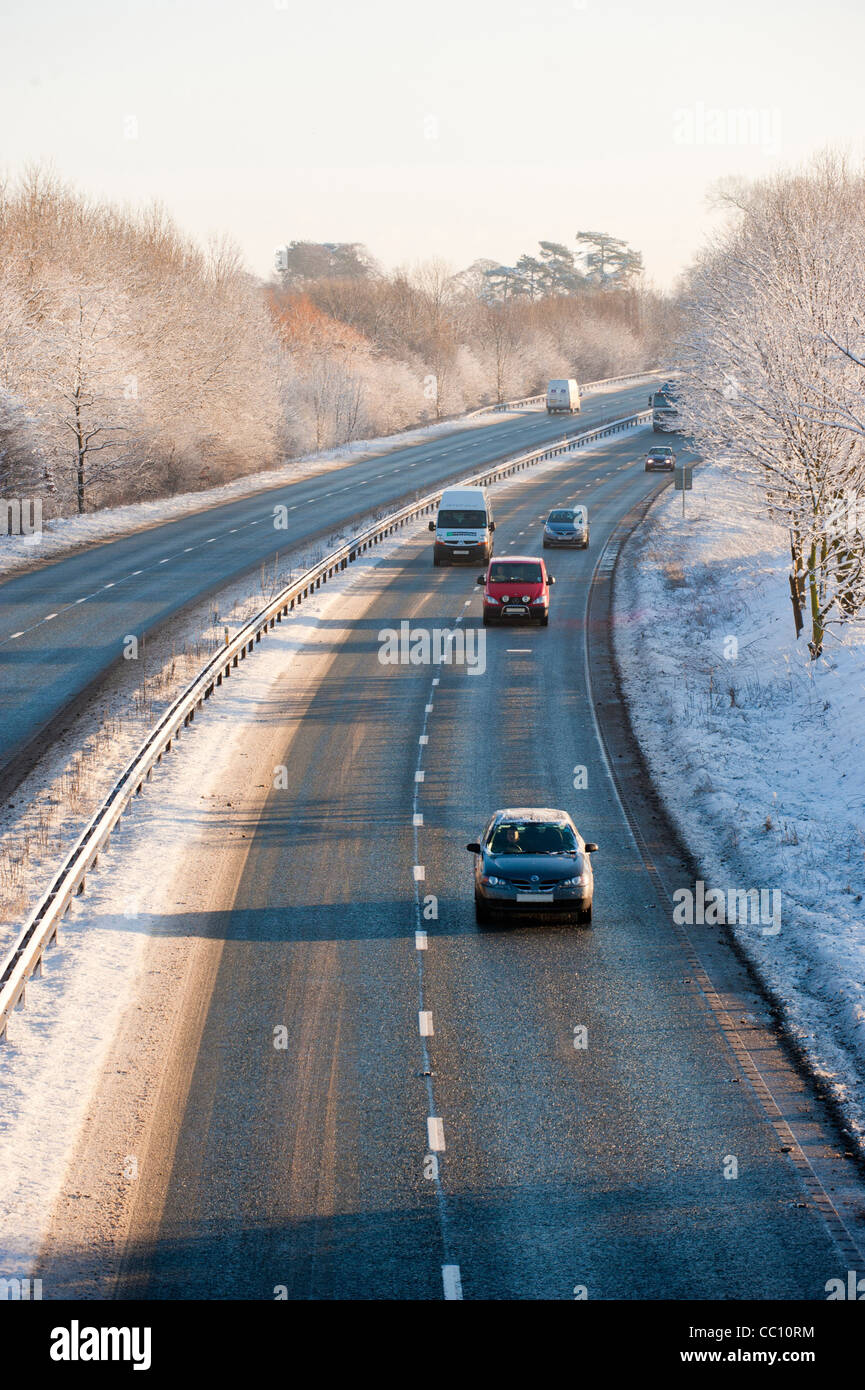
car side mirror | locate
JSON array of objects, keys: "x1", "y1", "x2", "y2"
[
  {"x1": 428, "y1": 520, "x2": 436, "y2": 532},
  {"x1": 584, "y1": 842, "x2": 598, "y2": 853},
  {"x1": 489, "y1": 520, "x2": 495, "y2": 532},
  {"x1": 476, "y1": 574, "x2": 486, "y2": 584},
  {"x1": 548, "y1": 576, "x2": 556, "y2": 585},
  {"x1": 466, "y1": 842, "x2": 481, "y2": 853}
]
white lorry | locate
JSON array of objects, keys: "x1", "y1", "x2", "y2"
[{"x1": 546, "y1": 379, "x2": 581, "y2": 414}]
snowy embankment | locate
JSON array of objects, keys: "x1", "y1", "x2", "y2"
[{"x1": 615, "y1": 461, "x2": 865, "y2": 1146}]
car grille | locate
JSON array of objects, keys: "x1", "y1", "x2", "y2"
[{"x1": 505, "y1": 876, "x2": 563, "y2": 890}]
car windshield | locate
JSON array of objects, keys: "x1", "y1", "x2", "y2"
[
  {"x1": 651, "y1": 449, "x2": 672, "y2": 456},
  {"x1": 488, "y1": 821, "x2": 577, "y2": 855},
  {"x1": 488, "y1": 562, "x2": 543, "y2": 583},
  {"x1": 438, "y1": 509, "x2": 487, "y2": 528},
  {"x1": 548, "y1": 510, "x2": 575, "y2": 523}
]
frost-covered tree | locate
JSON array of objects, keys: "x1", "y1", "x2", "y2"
[{"x1": 676, "y1": 156, "x2": 865, "y2": 655}]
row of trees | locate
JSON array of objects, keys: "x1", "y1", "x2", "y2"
[
  {"x1": 0, "y1": 169, "x2": 280, "y2": 513},
  {"x1": 1, "y1": 171, "x2": 669, "y2": 517},
  {"x1": 676, "y1": 155, "x2": 865, "y2": 656}
]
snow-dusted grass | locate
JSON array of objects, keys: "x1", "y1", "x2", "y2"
[{"x1": 615, "y1": 460, "x2": 865, "y2": 1145}]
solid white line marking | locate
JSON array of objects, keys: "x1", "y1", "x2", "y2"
[
  {"x1": 427, "y1": 1117, "x2": 445, "y2": 1151},
  {"x1": 419, "y1": 1011, "x2": 434, "y2": 1037},
  {"x1": 419, "y1": 735, "x2": 428, "y2": 745},
  {"x1": 415, "y1": 771, "x2": 425, "y2": 782},
  {"x1": 442, "y1": 1265, "x2": 463, "y2": 1300},
  {"x1": 413, "y1": 813, "x2": 423, "y2": 826},
  {"x1": 415, "y1": 930, "x2": 428, "y2": 950}
]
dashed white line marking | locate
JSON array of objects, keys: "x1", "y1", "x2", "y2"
[
  {"x1": 442, "y1": 1265, "x2": 463, "y2": 1300},
  {"x1": 432, "y1": 678, "x2": 440, "y2": 686},
  {"x1": 463, "y1": 600, "x2": 471, "y2": 606},
  {"x1": 419, "y1": 1011, "x2": 434, "y2": 1037},
  {"x1": 9, "y1": 631, "x2": 24, "y2": 640},
  {"x1": 131, "y1": 570, "x2": 142, "y2": 576},
  {"x1": 427, "y1": 1117, "x2": 446, "y2": 1152},
  {"x1": 415, "y1": 930, "x2": 428, "y2": 950},
  {"x1": 415, "y1": 771, "x2": 425, "y2": 783},
  {"x1": 413, "y1": 813, "x2": 424, "y2": 826},
  {"x1": 419, "y1": 735, "x2": 428, "y2": 745},
  {"x1": 44, "y1": 612, "x2": 57, "y2": 621},
  {"x1": 75, "y1": 598, "x2": 87, "y2": 604},
  {"x1": 413, "y1": 865, "x2": 426, "y2": 881},
  {"x1": 183, "y1": 547, "x2": 194, "y2": 553},
  {"x1": 425, "y1": 704, "x2": 433, "y2": 713},
  {"x1": 159, "y1": 559, "x2": 170, "y2": 565},
  {"x1": 103, "y1": 583, "x2": 115, "y2": 589},
  {"x1": 507, "y1": 648, "x2": 532, "y2": 653}
]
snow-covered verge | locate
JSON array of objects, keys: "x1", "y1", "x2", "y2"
[
  {"x1": 614, "y1": 461, "x2": 865, "y2": 1146},
  {"x1": 0, "y1": 410, "x2": 505, "y2": 581}
]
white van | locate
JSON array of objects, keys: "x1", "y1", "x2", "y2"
[
  {"x1": 430, "y1": 486, "x2": 495, "y2": 566},
  {"x1": 546, "y1": 379, "x2": 581, "y2": 414}
]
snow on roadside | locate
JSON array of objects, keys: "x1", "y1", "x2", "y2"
[{"x1": 614, "y1": 460, "x2": 865, "y2": 1146}]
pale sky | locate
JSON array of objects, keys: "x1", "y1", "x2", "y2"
[{"x1": 1, "y1": 0, "x2": 863, "y2": 288}]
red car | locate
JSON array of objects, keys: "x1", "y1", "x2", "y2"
[{"x1": 477, "y1": 555, "x2": 555, "y2": 626}]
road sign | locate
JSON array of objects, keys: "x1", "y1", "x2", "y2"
[{"x1": 674, "y1": 466, "x2": 692, "y2": 490}]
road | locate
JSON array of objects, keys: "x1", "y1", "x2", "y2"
[
  {"x1": 0, "y1": 381, "x2": 655, "y2": 791},
  {"x1": 37, "y1": 424, "x2": 864, "y2": 1299}
]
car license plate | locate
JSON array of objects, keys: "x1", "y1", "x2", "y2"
[
  {"x1": 453, "y1": 549, "x2": 468, "y2": 555},
  {"x1": 504, "y1": 606, "x2": 526, "y2": 615},
  {"x1": 517, "y1": 891, "x2": 554, "y2": 902}
]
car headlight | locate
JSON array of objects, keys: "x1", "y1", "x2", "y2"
[
  {"x1": 481, "y1": 875, "x2": 507, "y2": 887},
  {"x1": 484, "y1": 594, "x2": 499, "y2": 604},
  {"x1": 521, "y1": 594, "x2": 531, "y2": 603},
  {"x1": 559, "y1": 873, "x2": 590, "y2": 888}
]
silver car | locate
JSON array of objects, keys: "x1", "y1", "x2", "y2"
[
  {"x1": 542, "y1": 506, "x2": 589, "y2": 549},
  {"x1": 467, "y1": 807, "x2": 598, "y2": 926}
]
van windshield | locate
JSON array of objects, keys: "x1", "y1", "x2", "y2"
[{"x1": 438, "y1": 510, "x2": 487, "y2": 528}]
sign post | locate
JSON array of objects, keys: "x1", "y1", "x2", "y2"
[{"x1": 674, "y1": 464, "x2": 693, "y2": 515}]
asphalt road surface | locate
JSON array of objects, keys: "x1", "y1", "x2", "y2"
[
  {"x1": 38, "y1": 426, "x2": 863, "y2": 1300},
  {"x1": 0, "y1": 381, "x2": 655, "y2": 789}
]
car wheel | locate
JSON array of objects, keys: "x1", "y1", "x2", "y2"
[
  {"x1": 540, "y1": 612, "x2": 549, "y2": 627},
  {"x1": 579, "y1": 903, "x2": 593, "y2": 926},
  {"x1": 475, "y1": 895, "x2": 494, "y2": 925},
  {"x1": 482, "y1": 613, "x2": 493, "y2": 626}
]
